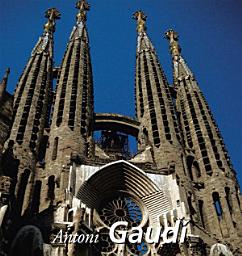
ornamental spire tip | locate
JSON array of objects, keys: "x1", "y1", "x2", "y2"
[
  {"x1": 165, "y1": 29, "x2": 181, "y2": 57},
  {"x1": 76, "y1": 0, "x2": 90, "y2": 23},
  {"x1": 133, "y1": 11, "x2": 147, "y2": 33},
  {"x1": 44, "y1": 8, "x2": 61, "y2": 33}
]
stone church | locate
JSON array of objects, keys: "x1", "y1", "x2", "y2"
[{"x1": 0, "y1": 1, "x2": 241, "y2": 255}]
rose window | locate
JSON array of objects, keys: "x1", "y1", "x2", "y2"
[{"x1": 98, "y1": 193, "x2": 143, "y2": 228}]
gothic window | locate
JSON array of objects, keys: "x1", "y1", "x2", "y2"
[
  {"x1": 186, "y1": 157, "x2": 201, "y2": 181},
  {"x1": 186, "y1": 156, "x2": 194, "y2": 181},
  {"x1": 192, "y1": 161, "x2": 201, "y2": 179},
  {"x1": 38, "y1": 135, "x2": 48, "y2": 165},
  {"x1": 68, "y1": 210, "x2": 74, "y2": 222},
  {"x1": 16, "y1": 169, "x2": 31, "y2": 214},
  {"x1": 198, "y1": 200, "x2": 206, "y2": 229},
  {"x1": 52, "y1": 137, "x2": 58, "y2": 160},
  {"x1": 225, "y1": 187, "x2": 233, "y2": 213},
  {"x1": 31, "y1": 180, "x2": 42, "y2": 213},
  {"x1": 47, "y1": 175, "x2": 55, "y2": 200},
  {"x1": 212, "y1": 192, "x2": 222, "y2": 219}
]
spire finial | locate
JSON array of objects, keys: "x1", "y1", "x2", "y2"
[
  {"x1": 44, "y1": 8, "x2": 61, "y2": 33},
  {"x1": 133, "y1": 11, "x2": 147, "y2": 33},
  {"x1": 165, "y1": 29, "x2": 181, "y2": 58},
  {"x1": 76, "y1": 0, "x2": 90, "y2": 23}
]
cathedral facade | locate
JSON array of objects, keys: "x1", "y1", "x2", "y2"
[{"x1": 0, "y1": 1, "x2": 241, "y2": 256}]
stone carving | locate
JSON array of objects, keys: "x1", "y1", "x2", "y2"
[{"x1": 210, "y1": 243, "x2": 233, "y2": 256}]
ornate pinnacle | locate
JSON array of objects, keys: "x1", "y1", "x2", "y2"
[
  {"x1": 165, "y1": 29, "x2": 181, "y2": 57},
  {"x1": 76, "y1": 0, "x2": 90, "y2": 23},
  {"x1": 44, "y1": 8, "x2": 61, "y2": 33},
  {"x1": 133, "y1": 11, "x2": 147, "y2": 33}
]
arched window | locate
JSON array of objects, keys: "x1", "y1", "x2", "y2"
[
  {"x1": 186, "y1": 156, "x2": 194, "y2": 181},
  {"x1": 68, "y1": 210, "x2": 74, "y2": 222},
  {"x1": 198, "y1": 200, "x2": 206, "y2": 229},
  {"x1": 16, "y1": 169, "x2": 30, "y2": 215},
  {"x1": 31, "y1": 180, "x2": 42, "y2": 213},
  {"x1": 47, "y1": 175, "x2": 55, "y2": 200},
  {"x1": 225, "y1": 187, "x2": 233, "y2": 213},
  {"x1": 52, "y1": 137, "x2": 58, "y2": 160},
  {"x1": 38, "y1": 135, "x2": 48, "y2": 165},
  {"x1": 212, "y1": 192, "x2": 222, "y2": 219},
  {"x1": 193, "y1": 161, "x2": 201, "y2": 178},
  {"x1": 186, "y1": 157, "x2": 201, "y2": 181}
]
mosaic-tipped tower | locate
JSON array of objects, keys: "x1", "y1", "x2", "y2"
[
  {"x1": 45, "y1": 0, "x2": 94, "y2": 205},
  {"x1": 3, "y1": 8, "x2": 60, "y2": 216},
  {"x1": 133, "y1": 11, "x2": 182, "y2": 169},
  {"x1": 166, "y1": 29, "x2": 242, "y2": 252}
]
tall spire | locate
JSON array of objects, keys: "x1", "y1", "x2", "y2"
[
  {"x1": 0, "y1": 68, "x2": 10, "y2": 102},
  {"x1": 133, "y1": 12, "x2": 182, "y2": 170},
  {"x1": 166, "y1": 30, "x2": 242, "y2": 242},
  {"x1": 45, "y1": 0, "x2": 94, "y2": 206},
  {"x1": 166, "y1": 29, "x2": 234, "y2": 175},
  {"x1": 6, "y1": 8, "x2": 60, "y2": 215}
]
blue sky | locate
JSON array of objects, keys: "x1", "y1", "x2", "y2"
[{"x1": 0, "y1": 0, "x2": 241, "y2": 186}]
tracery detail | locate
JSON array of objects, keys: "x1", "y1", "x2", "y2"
[{"x1": 98, "y1": 193, "x2": 143, "y2": 228}]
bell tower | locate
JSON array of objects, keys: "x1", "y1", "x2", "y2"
[
  {"x1": 133, "y1": 11, "x2": 183, "y2": 171},
  {"x1": 0, "y1": 3, "x2": 241, "y2": 256},
  {"x1": 3, "y1": 8, "x2": 60, "y2": 216},
  {"x1": 44, "y1": 0, "x2": 94, "y2": 205},
  {"x1": 166, "y1": 29, "x2": 242, "y2": 253}
]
